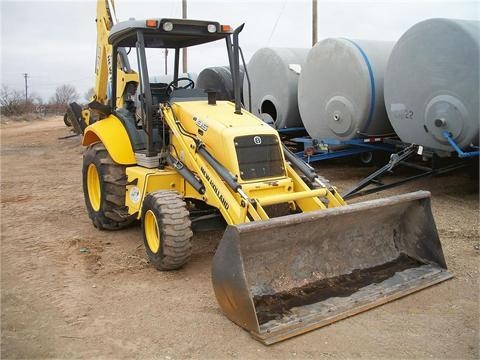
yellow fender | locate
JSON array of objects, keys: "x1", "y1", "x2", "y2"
[{"x1": 82, "y1": 115, "x2": 136, "y2": 165}]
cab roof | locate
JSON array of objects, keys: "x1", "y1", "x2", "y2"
[{"x1": 108, "y1": 18, "x2": 231, "y2": 48}]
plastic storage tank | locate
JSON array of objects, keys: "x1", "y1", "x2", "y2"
[
  {"x1": 196, "y1": 66, "x2": 244, "y2": 101},
  {"x1": 243, "y1": 48, "x2": 309, "y2": 128},
  {"x1": 384, "y1": 18, "x2": 479, "y2": 154},
  {"x1": 298, "y1": 38, "x2": 395, "y2": 141}
]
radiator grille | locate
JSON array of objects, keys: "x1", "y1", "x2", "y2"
[{"x1": 234, "y1": 135, "x2": 284, "y2": 180}]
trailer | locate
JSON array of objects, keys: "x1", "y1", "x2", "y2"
[
  {"x1": 279, "y1": 129, "x2": 478, "y2": 200},
  {"x1": 278, "y1": 128, "x2": 396, "y2": 165},
  {"x1": 343, "y1": 134, "x2": 479, "y2": 199}
]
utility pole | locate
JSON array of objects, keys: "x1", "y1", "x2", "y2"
[
  {"x1": 312, "y1": 0, "x2": 317, "y2": 46},
  {"x1": 182, "y1": 0, "x2": 187, "y2": 73},
  {"x1": 23, "y1": 73, "x2": 29, "y2": 103}
]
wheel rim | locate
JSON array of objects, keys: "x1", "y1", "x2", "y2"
[
  {"x1": 87, "y1": 163, "x2": 101, "y2": 211},
  {"x1": 144, "y1": 210, "x2": 160, "y2": 253}
]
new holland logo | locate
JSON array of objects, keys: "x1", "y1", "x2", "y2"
[{"x1": 253, "y1": 136, "x2": 262, "y2": 145}]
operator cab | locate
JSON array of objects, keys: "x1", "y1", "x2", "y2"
[
  {"x1": 109, "y1": 18, "x2": 230, "y2": 101},
  {"x1": 107, "y1": 18, "x2": 243, "y2": 157}
]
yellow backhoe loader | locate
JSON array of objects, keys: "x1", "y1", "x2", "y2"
[{"x1": 71, "y1": 0, "x2": 452, "y2": 344}]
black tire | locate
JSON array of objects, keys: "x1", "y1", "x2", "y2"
[
  {"x1": 63, "y1": 112, "x2": 72, "y2": 127},
  {"x1": 357, "y1": 151, "x2": 374, "y2": 166},
  {"x1": 65, "y1": 103, "x2": 86, "y2": 135},
  {"x1": 357, "y1": 151, "x2": 393, "y2": 168},
  {"x1": 141, "y1": 191, "x2": 193, "y2": 270},
  {"x1": 82, "y1": 142, "x2": 135, "y2": 230}
]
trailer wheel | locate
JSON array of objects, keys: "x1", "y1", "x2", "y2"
[
  {"x1": 358, "y1": 151, "x2": 392, "y2": 168},
  {"x1": 358, "y1": 151, "x2": 374, "y2": 166},
  {"x1": 82, "y1": 142, "x2": 135, "y2": 230},
  {"x1": 141, "y1": 190, "x2": 193, "y2": 270}
]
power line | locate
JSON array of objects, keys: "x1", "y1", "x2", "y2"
[{"x1": 267, "y1": 0, "x2": 287, "y2": 45}]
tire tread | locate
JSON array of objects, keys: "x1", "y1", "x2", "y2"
[
  {"x1": 142, "y1": 190, "x2": 193, "y2": 270},
  {"x1": 83, "y1": 143, "x2": 135, "y2": 230}
]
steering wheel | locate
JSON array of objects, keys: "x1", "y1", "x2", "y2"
[{"x1": 166, "y1": 77, "x2": 195, "y2": 95}]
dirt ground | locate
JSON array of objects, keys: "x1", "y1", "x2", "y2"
[{"x1": 1, "y1": 116, "x2": 478, "y2": 359}]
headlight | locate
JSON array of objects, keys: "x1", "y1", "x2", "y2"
[
  {"x1": 207, "y1": 24, "x2": 217, "y2": 33},
  {"x1": 163, "y1": 22, "x2": 173, "y2": 31}
]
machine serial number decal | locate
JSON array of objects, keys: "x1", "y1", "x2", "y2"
[
  {"x1": 195, "y1": 118, "x2": 209, "y2": 132},
  {"x1": 200, "y1": 167, "x2": 229, "y2": 210}
]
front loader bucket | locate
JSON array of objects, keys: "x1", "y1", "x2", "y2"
[{"x1": 212, "y1": 191, "x2": 452, "y2": 345}]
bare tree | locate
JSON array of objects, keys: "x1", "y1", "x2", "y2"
[
  {"x1": 51, "y1": 84, "x2": 79, "y2": 105},
  {"x1": 0, "y1": 85, "x2": 25, "y2": 116}
]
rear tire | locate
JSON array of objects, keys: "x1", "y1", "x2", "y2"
[
  {"x1": 82, "y1": 142, "x2": 135, "y2": 230},
  {"x1": 141, "y1": 191, "x2": 193, "y2": 270}
]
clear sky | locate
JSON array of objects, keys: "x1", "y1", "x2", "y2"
[{"x1": 1, "y1": 0, "x2": 479, "y2": 102}]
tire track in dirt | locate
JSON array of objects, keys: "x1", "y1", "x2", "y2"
[{"x1": 1, "y1": 119, "x2": 113, "y2": 327}]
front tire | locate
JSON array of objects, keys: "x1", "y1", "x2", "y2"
[
  {"x1": 141, "y1": 191, "x2": 193, "y2": 270},
  {"x1": 82, "y1": 142, "x2": 135, "y2": 230}
]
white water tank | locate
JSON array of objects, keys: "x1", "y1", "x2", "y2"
[
  {"x1": 243, "y1": 48, "x2": 309, "y2": 128},
  {"x1": 384, "y1": 18, "x2": 480, "y2": 154},
  {"x1": 196, "y1": 66, "x2": 244, "y2": 101},
  {"x1": 298, "y1": 38, "x2": 395, "y2": 141}
]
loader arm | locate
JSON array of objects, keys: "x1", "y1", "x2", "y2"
[
  {"x1": 163, "y1": 103, "x2": 345, "y2": 224},
  {"x1": 163, "y1": 105, "x2": 250, "y2": 225}
]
